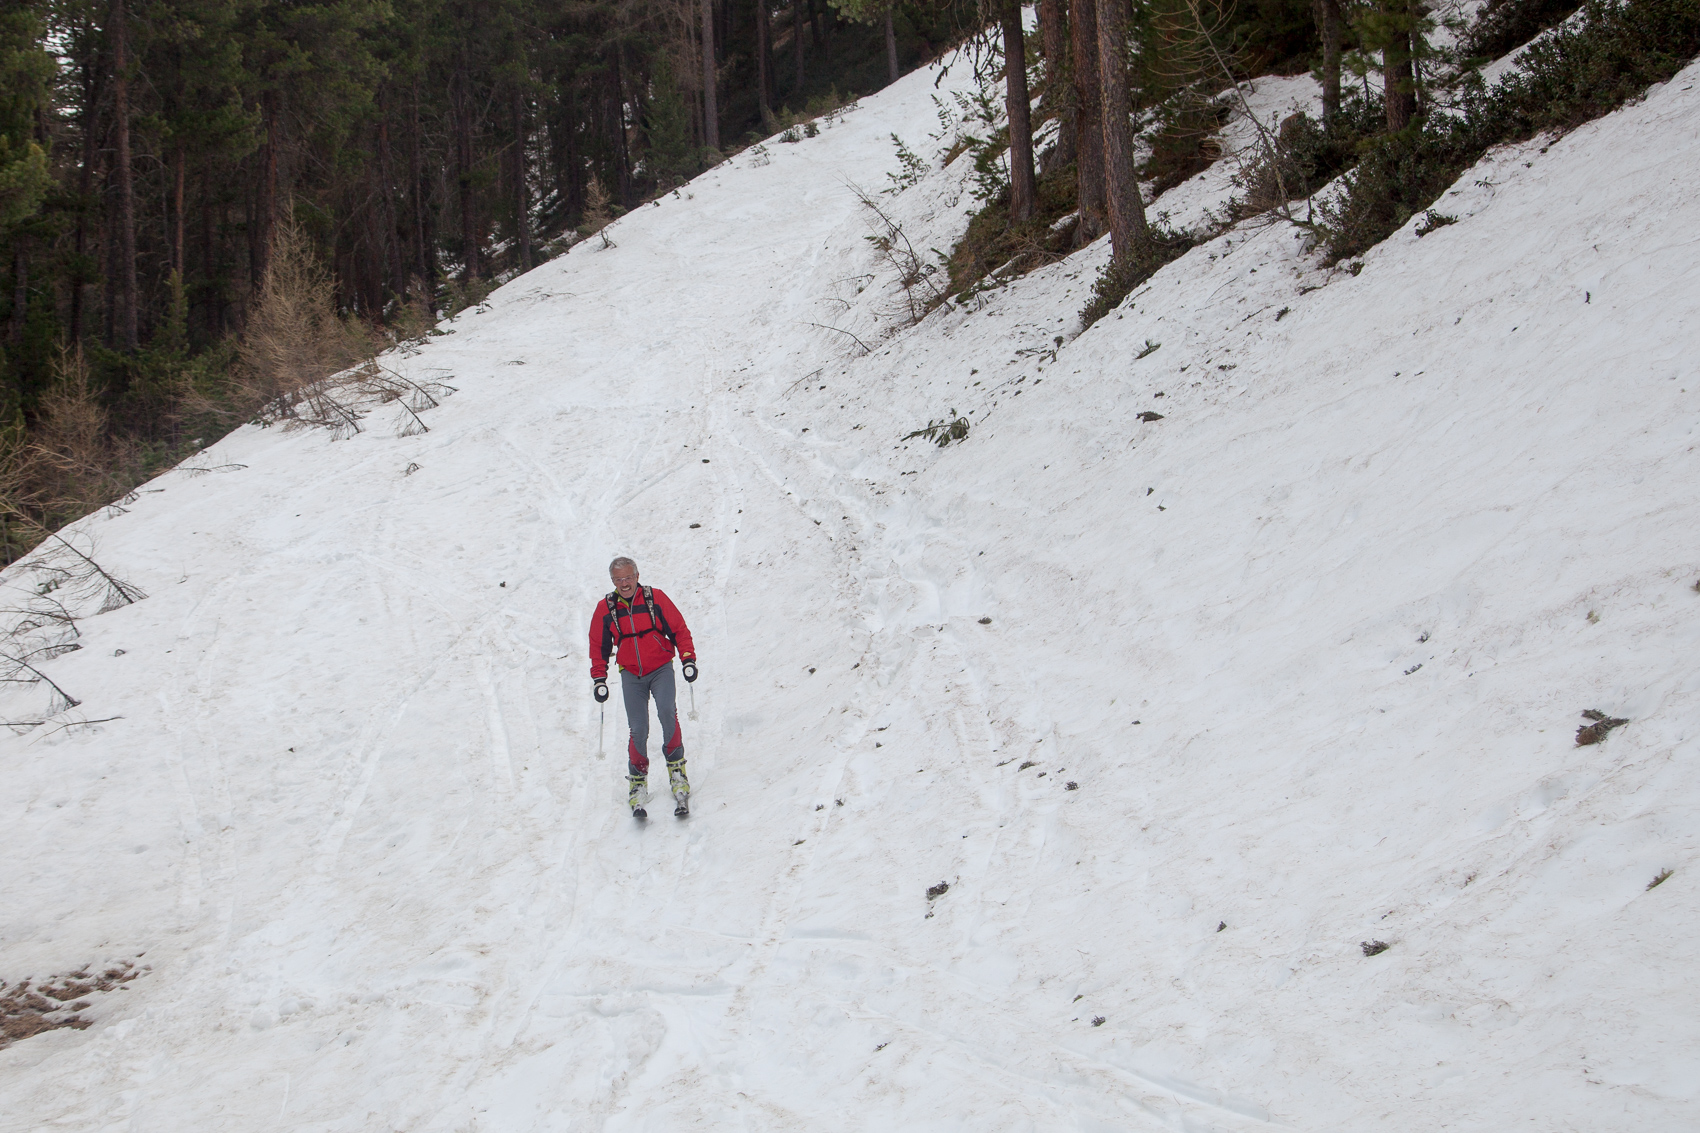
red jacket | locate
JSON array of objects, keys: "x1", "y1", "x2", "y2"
[{"x1": 590, "y1": 586, "x2": 696, "y2": 679}]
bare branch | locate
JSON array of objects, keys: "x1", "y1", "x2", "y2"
[
  {"x1": 802, "y1": 322, "x2": 874, "y2": 355},
  {"x1": 31, "y1": 715, "x2": 124, "y2": 741},
  {"x1": 42, "y1": 532, "x2": 146, "y2": 610},
  {"x1": 0, "y1": 651, "x2": 80, "y2": 713}
]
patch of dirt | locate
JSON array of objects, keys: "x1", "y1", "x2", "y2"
[
  {"x1": 1575, "y1": 708, "x2": 1628, "y2": 746},
  {"x1": 1, "y1": 960, "x2": 147, "y2": 1050}
]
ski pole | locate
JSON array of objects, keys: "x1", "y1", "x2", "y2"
[
  {"x1": 688, "y1": 682, "x2": 697, "y2": 721},
  {"x1": 597, "y1": 701, "x2": 605, "y2": 758}
]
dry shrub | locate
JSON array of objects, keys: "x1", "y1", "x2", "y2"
[
  {"x1": 854, "y1": 186, "x2": 947, "y2": 324},
  {"x1": 577, "y1": 176, "x2": 617, "y2": 248},
  {"x1": 209, "y1": 219, "x2": 450, "y2": 440},
  {"x1": 232, "y1": 215, "x2": 372, "y2": 422},
  {"x1": 385, "y1": 278, "x2": 438, "y2": 347},
  {"x1": 0, "y1": 349, "x2": 143, "y2": 561}
]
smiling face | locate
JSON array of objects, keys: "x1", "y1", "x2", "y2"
[{"x1": 610, "y1": 563, "x2": 640, "y2": 600}]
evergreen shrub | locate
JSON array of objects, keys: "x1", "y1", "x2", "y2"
[
  {"x1": 1320, "y1": 0, "x2": 1700, "y2": 262},
  {"x1": 1141, "y1": 96, "x2": 1232, "y2": 195},
  {"x1": 1079, "y1": 227, "x2": 1199, "y2": 328},
  {"x1": 1232, "y1": 93, "x2": 1382, "y2": 217},
  {"x1": 1459, "y1": 0, "x2": 1586, "y2": 62}
]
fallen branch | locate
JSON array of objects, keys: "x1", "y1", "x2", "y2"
[
  {"x1": 32, "y1": 714, "x2": 124, "y2": 741},
  {"x1": 0, "y1": 650, "x2": 80, "y2": 712},
  {"x1": 803, "y1": 322, "x2": 873, "y2": 355},
  {"x1": 43, "y1": 532, "x2": 145, "y2": 610}
]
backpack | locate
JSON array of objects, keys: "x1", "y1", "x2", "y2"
[{"x1": 604, "y1": 585, "x2": 677, "y2": 651}]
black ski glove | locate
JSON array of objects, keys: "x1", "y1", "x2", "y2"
[
  {"x1": 593, "y1": 678, "x2": 609, "y2": 703},
  {"x1": 681, "y1": 661, "x2": 698, "y2": 683}
]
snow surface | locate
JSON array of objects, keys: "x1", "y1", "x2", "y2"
[{"x1": 3, "y1": 44, "x2": 1699, "y2": 1133}]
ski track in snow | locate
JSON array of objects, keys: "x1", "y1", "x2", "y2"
[{"x1": 2, "y1": 42, "x2": 1699, "y2": 1133}]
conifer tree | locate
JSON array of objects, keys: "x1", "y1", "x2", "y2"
[
  {"x1": 1313, "y1": 0, "x2": 1343, "y2": 130},
  {"x1": 1071, "y1": 0, "x2": 1106, "y2": 244},
  {"x1": 1037, "y1": 0, "x2": 1075, "y2": 174},
  {"x1": 1096, "y1": 0, "x2": 1150, "y2": 262},
  {"x1": 0, "y1": 0, "x2": 54, "y2": 394},
  {"x1": 1000, "y1": 0, "x2": 1037, "y2": 221}
]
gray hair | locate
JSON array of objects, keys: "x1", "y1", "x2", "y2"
[{"x1": 609, "y1": 556, "x2": 637, "y2": 575}]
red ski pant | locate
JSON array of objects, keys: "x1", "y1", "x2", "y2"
[{"x1": 620, "y1": 664, "x2": 684, "y2": 778}]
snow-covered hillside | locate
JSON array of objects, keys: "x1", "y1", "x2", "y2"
[{"x1": 3, "y1": 43, "x2": 1698, "y2": 1132}]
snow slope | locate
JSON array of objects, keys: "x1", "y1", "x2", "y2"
[{"x1": 3, "y1": 45, "x2": 1698, "y2": 1133}]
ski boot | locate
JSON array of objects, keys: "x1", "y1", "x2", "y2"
[
  {"x1": 628, "y1": 774, "x2": 650, "y2": 820},
  {"x1": 667, "y1": 759, "x2": 690, "y2": 818}
]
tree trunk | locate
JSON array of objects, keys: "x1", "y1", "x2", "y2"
[
  {"x1": 511, "y1": 89, "x2": 532, "y2": 271},
  {"x1": 200, "y1": 174, "x2": 218, "y2": 337},
  {"x1": 254, "y1": 90, "x2": 280, "y2": 290},
  {"x1": 165, "y1": 142, "x2": 187, "y2": 349},
  {"x1": 222, "y1": 196, "x2": 237, "y2": 332},
  {"x1": 756, "y1": 0, "x2": 775, "y2": 120},
  {"x1": 792, "y1": 0, "x2": 806, "y2": 95},
  {"x1": 1038, "y1": 0, "x2": 1066, "y2": 101},
  {"x1": 810, "y1": 0, "x2": 825, "y2": 52},
  {"x1": 375, "y1": 104, "x2": 408, "y2": 299},
  {"x1": 454, "y1": 54, "x2": 480, "y2": 281},
  {"x1": 1071, "y1": 0, "x2": 1106, "y2": 245},
  {"x1": 409, "y1": 83, "x2": 438, "y2": 296},
  {"x1": 1038, "y1": 0, "x2": 1075, "y2": 175},
  {"x1": 883, "y1": 7, "x2": 899, "y2": 85},
  {"x1": 610, "y1": 51, "x2": 633, "y2": 204},
  {"x1": 701, "y1": 0, "x2": 720, "y2": 150},
  {"x1": 172, "y1": 143, "x2": 186, "y2": 279},
  {"x1": 1096, "y1": 0, "x2": 1148, "y2": 263},
  {"x1": 559, "y1": 81, "x2": 585, "y2": 223},
  {"x1": 1383, "y1": 4, "x2": 1417, "y2": 131},
  {"x1": 8, "y1": 242, "x2": 24, "y2": 348},
  {"x1": 1314, "y1": 0, "x2": 1342, "y2": 131},
  {"x1": 1001, "y1": 0, "x2": 1037, "y2": 223},
  {"x1": 112, "y1": 0, "x2": 138, "y2": 351},
  {"x1": 686, "y1": 38, "x2": 703, "y2": 145},
  {"x1": 105, "y1": 185, "x2": 118, "y2": 344},
  {"x1": 70, "y1": 47, "x2": 105, "y2": 347}
]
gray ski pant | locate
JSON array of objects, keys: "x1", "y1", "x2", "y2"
[{"x1": 620, "y1": 664, "x2": 684, "y2": 779}]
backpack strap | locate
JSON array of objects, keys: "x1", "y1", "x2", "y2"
[
  {"x1": 642, "y1": 585, "x2": 678, "y2": 647},
  {"x1": 606, "y1": 587, "x2": 676, "y2": 646},
  {"x1": 602, "y1": 591, "x2": 621, "y2": 656}
]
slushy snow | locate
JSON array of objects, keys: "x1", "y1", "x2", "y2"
[{"x1": 2, "y1": 43, "x2": 1698, "y2": 1133}]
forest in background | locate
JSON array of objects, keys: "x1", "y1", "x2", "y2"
[
  {"x1": 5, "y1": 0, "x2": 1686, "y2": 564},
  {"x1": 0, "y1": 0, "x2": 998, "y2": 560}
]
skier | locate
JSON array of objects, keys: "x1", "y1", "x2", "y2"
[{"x1": 590, "y1": 556, "x2": 698, "y2": 819}]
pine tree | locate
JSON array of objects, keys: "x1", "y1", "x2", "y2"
[
  {"x1": 0, "y1": 0, "x2": 55, "y2": 408},
  {"x1": 999, "y1": 0, "x2": 1037, "y2": 222},
  {"x1": 1096, "y1": 0, "x2": 1150, "y2": 264}
]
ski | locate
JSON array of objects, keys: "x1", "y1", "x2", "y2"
[
  {"x1": 632, "y1": 806, "x2": 648, "y2": 820},
  {"x1": 674, "y1": 799, "x2": 689, "y2": 818}
]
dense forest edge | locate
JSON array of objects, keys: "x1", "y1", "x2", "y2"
[{"x1": 0, "y1": 0, "x2": 1695, "y2": 565}]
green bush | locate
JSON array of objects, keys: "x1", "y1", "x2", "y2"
[
  {"x1": 1318, "y1": 0, "x2": 1700, "y2": 263},
  {"x1": 1231, "y1": 93, "x2": 1382, "y2": 217},
  {"x1": 1459, "y1": 0, "x2": 1586, "y2": 62},
  {"x1": 1141, "y1": 96, "x2": 1232, "y2": 196},
  {"x1": 945, "y1": 162, "x2": 1080, "y2": 299},
  {"x1": 1079, "y1": 227, "x2": 1199, "y2": 328}
]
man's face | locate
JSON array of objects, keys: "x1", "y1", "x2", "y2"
[{"x1": 611, "y1": 565, "x2": 640, "y2": 600}]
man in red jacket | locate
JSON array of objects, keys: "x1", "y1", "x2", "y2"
[{"x1": 589, "y1": 556, "x2": 698, "y2": 818}]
